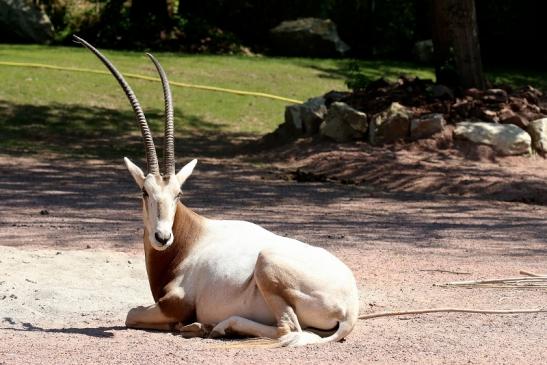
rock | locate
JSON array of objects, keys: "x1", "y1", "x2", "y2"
[
  {"x1": 478, "y1": 108, "x2": 499, "y2": 123},
  {"x1": 269, "y1": 18, "x2": 350, "y2": 57},
  {"x1": 320, "y1": 102, "x2": 368, "y2": 142},
  {"x1": 454, "y1": 121, "x2": 531, "y2": 155},
  {"x1": 323, "y1": 90, "x2": 351, "y2": 106},
  {"x1": 412, "y1": 39, "x2": 434, "y2": 64},
  {"x1": 509, "y1": 96, "x2": 528, "y2": 112},
  {"x1": 482, "y1": 89, "x2": 508, "y2": 104},
  {"x1": 528, "y1": 118, "x2": 547, "y2": 154},
  {"x1": 410, "y1": 113, "x2": 446, "y2": 140},
  {"x1": 0, "y1": 0, "x2": 54, "y2": 43},
  {"x1": 284, "y1": 97, "x2": 327, "y2": 136},
  {"x1": 261, "y1": 97, "x2": 327, "y2": 146},
  {"x1": 519, "y1": 109, "x2": 543, "y2": 126},
  {"x1": 431, "y1": 84, "x2": 454, "y2": 100},
  {"x1": 519, "y1": 85, "x2": 543, "y2": 105},
  {"x1": 464, "y1": 88, "x2": 483, "y2": 99},
  {"x1": 498, "y1": 108, "x2": 528, "y2": 129},
  {"x1": 369, "y1": 102, "x2": 412, "y2": 145}
]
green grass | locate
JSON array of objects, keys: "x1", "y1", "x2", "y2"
[
  {"x1": 0, "y1": 45, "x2": 351, "y2": 134},
  {"x1": 1, "y1": 44, "x2": 544, "y2": 158},
  {"x1": 486, "y1": 66, "x2": 547, "y2": 92}
]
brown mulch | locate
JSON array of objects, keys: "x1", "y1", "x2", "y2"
[{"x1": 336, "y1": 76, "x2": 546, "y2": 130}]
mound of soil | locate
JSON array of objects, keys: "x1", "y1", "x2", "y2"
[
  {"x1": 249, "y1": 130, "x2": 547, "y2": 206},
  {"x1": 250, "y1": 77, "x2": 547, "y2": 205}
]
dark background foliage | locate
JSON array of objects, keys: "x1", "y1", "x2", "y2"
[{"x1": 3, "y1": 0, "x2": 547, "y2": 66}]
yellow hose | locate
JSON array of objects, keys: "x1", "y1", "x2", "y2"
[{"x1": 0, "y1": 61, "x2": 303, "y2": 104}]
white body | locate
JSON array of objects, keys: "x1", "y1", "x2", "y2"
[{"x1": 184, "y1": 219, "x2": 359, "y2": 330}]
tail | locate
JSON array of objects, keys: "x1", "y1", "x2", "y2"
[
  {"x1": 212, "y1": 320, "x2": 355, "y2": 349},
  {"x1": 275, "y1": 285, "x2": 361, "y2": 347},
  {"x1": 277, "y1": 319, "x2": 355, "y2": 347}
]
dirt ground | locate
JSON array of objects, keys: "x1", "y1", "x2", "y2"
[
  {"x1": 255, "y1": 128, "x2": 547, "y2": 205},
  {"x1": 1, "y1": 152, "x2": 546, "y2": 364}
]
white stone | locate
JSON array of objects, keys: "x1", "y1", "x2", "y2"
[
  {"x1": 284, "y1": 97, "x2": 327, "y2": 135},
  {"x1": 410, "y1": 113, "x2": 446, "y2": 140},
  {"x1": 528, "y1": 118, "x2": 547, "y2": 154},
  {"x1": 369, "y1": 102, "x2": 412, "y2": 145},
  {"x1": 320, "y1": 102, "x2": 368, "y2": 142},
  {"x1": 454, "y1": 121, "x2": 532, "y2": 155}
]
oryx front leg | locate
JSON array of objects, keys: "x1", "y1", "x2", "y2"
[
  {"x1": 126, "y1": 291, "x2": 195, "y2": 331},
  {"x1": 174, "y1": 322, "x2": 213, "y2": 338},
  {"x1": 125, "y1": 303, "x2": 175, "y2": 331}
]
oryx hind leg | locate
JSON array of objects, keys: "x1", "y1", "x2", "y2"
[
  {"x1": 209, "y1": 316, "x2": 278, "y2": 338},
  {"x1": 253, "y1": 249, "x2": 342, "y2": 336},
  {"x1": 253, "y1": 251, "x2": 308, "y2": 337}
]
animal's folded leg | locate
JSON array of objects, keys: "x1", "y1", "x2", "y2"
[{"x1": 174, "y1": 322, "x2": 212, "y2": 338}]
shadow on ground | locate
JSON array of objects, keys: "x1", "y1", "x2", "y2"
[
  {"x1": 302, "y1": 59, "x2": 434, "y2": 82},
  {"x1": 0, "y1": 153, "x2": 546, "y2": 257},
  {"x1": 0, "y1": 100, "x2": 254, "y2": 159},
  {"x1": 301, "y1": 59, "x2": 547, "y2": 91},
  {"x1": 1, "y1": 319, "x2": 125, "y2": 338},
  {"x1": 0, "y1": 98, "x2": 545, "y2": 256}
]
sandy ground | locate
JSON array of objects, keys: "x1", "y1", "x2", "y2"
[{"x1": 1, "y1": 155, "x2": 546, "y2": 364}]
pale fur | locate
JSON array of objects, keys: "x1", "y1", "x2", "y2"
[{"x1": 124, "y1": 158, "x2": 360, "y2": 347}]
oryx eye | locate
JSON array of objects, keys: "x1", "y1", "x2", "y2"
[{"x1": 142, "y1": 189, "x2": 149, "y2": 198}]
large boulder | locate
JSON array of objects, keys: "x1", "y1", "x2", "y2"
[
  {"x1": 284, "y1": 97, "x2": 327, "y2": 136},
  {"x1": 0, "y1": 0, "x2": 54, "y2": 43},
  {"x1": 454, "y1": 121, "x2": 531, "y2": 155},
  {"x1": 369, "y1": 102, "x2": 412, "y2": 145},
  {"x1": 410, "y1": 113, "x2": 446, "y2": 140},
  {"x1": 528, "y1": 118, "x2": 547, "y2": 154},
  {"x1": 320, "y1": 102, "x2": 368, "y2": 142},
  {"x1": 269, "y1": 18, "x2": 350, "y2": 57}
]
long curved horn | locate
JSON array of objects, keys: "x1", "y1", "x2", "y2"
[
  {"x1": 146, "y1": 53, "x2": 175, "y2": 176},
  {"x1": 73, "y1": 35, "x2": 160, "y2": 175}
]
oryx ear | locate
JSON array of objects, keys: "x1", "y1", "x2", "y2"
[
  {"x1": 124, "y1": 157, "x2": 145, "y2": 188},
  {"x1": 176, "y1": 159, "x2": 197, "y2": 186}
]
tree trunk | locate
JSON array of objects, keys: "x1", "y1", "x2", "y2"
[
  {"x1": 431, "y1": 0, "x2": 486, "y2": 89},
  {"x1": 431, "y1": 0, "x2": 453, "y2": 85},
  {"x1": 447, "y1": 0, "x2": 485, "y2": 89}
]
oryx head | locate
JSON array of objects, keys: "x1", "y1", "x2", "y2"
[{"x1": 75, "y1": 36, "x2": 196, "y2": 251}]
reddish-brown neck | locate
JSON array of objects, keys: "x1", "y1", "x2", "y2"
[{"x1": 144, "y1": 202, "x2": 203, "y2": 301}]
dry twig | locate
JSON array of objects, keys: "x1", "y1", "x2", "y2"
[
  {"x1": 419, "y1": 269, "x2": 471, "y2": 275},
  {"x1": 358, "y1": 270, "x2": 547, "y2": 320},
  {"x1": 439, "y1": 272, "x2": 547, "y2": 289},
  {"x1": 359, "y1": 308, "x2": 547, "y2": 320}
]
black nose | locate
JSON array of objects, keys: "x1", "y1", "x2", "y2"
[{"x1": 154, "y1": 232, "x2": 171, "y2": 245}]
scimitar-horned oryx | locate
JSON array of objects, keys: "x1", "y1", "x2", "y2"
[{"x1": 74, "y1": 36, "x2": 359, "y2": 347}]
